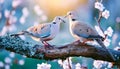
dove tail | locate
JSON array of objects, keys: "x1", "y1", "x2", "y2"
[{"x1": 96, "y1": 39, "x2": 116, "y2": 61}]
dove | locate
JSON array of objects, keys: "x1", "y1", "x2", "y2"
[
  {"x1": 11, "y1": 16, "x2": 65, "y2": 49},
  {"x1": 65, "y1": 11, "x2": 116, "y2": 61}
]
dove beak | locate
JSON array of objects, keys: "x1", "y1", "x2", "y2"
[
  {"x1": 60, "y1": 18, "x2": 65, "y2": 23},
  {"x1": 61, "y1": 19, "x2": 66, "y2": 23},
  {"x1": 64, "y1": 14, "x2": 69, "y2": 18}
]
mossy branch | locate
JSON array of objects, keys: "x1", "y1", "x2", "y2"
[{"x1": 0, "y1": 35, "x2": 120, "y2": 66}]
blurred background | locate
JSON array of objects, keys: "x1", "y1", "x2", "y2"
[{"x1": 0, "y1": 0, "x2": 120, "y2": 69}]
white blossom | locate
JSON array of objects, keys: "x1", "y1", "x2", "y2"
[
  {"x1": 0, "y1": 61, "x2": 4, "y2": 67},
  {"x1": 0, "y1": 12, "x2": 2, "y2": 19},
  {"x1": 9, "y1": 15, "x2": 17, "y2": 24},
  {"x1": 119, "y1": 42, "x2": 120, "y2": 46},
  {"x1": 5, "y1": 65, "x2": 10, "y2": 69},
  {"x1": 75, "y1": 63, "x2": 81, "y2": 69},
  {"x1": 0, "y1": 25, "x2": 16, "y2": 36},
  {"x1": 107, "y1": 63, "x2": 113, "y2": 68},
  {"x1": 58, "y1": 60, "x2": 63, "y2": 66},
  {"x1": 102, "y1": 10, "x2": 110, "y2": 19},
  {"x1": 93, "y1": 60, "x2": 104, "y2": 69},
  {"x1": 103, "y1": 38, "x2": 111, "y2": 47},
  {"x1": 95, "y1": 25, "x2": 105, "y2": 38},
  {"x1": 12, "y1": 0, "x2": 21, "y2": 8},
  {"x1": 116, "y1": 17, "x2": 120, "y2": 23},
  {"x1": 95, "y1": 2, "x2": 104, "y2": 11},
  {"x1": 33, "y1": 21, "x2": 39, "y2": 26},
  {"x1": 114, "y1": 46, "x2": 120, "y2": 51},
  {"x1": 62, "y1": 58, "x2": 72, "y2": 69},
  {"x1": 18, "y1": 59, "x2": 25, "y2": 65},
  {"x1": 22, "y1": 7, "x2": 29, "y2": 17},
  {"x1": 19, "y1": 16, "x2": 26, "y2": 24},
  {"x1": 8, "y1": 24, "x2": 17, "y2": 32},
  {"x1": 9, "y1": 52, "x2": 15, "y2": 58},
  {"x1": 0, "y1": 0, "x2": 4, "y2": 4},
  {"x1": 4, "y1": 57, "x2": 12, "y2": 64},
  {"x1": 37, "y1": 63, "x2": 51, "y2": 69},
  {"x1": 41, "y1": 15, "x2": 48, "y2": 22},
  {"x1": 34, "y1": 5, "x2": 43, "y2": 16},
  {"x1": 93, "y1": 60, "x2": 112, "y2": 68},
  {"x1": 104, "y1": 27, "x2": 113, "y2": 37},
  {"x1": 4, "y1": 9, "x2": 10, "y2": 18}
]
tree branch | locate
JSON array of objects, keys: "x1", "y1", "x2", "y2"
[{"x1": 0, "y1": 35, "x2": 120, "y2": 66}]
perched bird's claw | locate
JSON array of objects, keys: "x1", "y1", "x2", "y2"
[{"x1": 44, "y1": 45, "x2": 54, "y2": 50}]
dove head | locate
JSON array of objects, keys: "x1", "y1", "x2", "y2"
[
  {"x1": 52, "y1": 16, "x2": 65, "y2": 24},
  {"x1": 65, "y1": 11, "x2": 78, "y2": 21}
]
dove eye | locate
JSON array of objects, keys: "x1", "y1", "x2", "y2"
[
  {"x1": 53, "y1": 22, "x2": 56, "y2": 24},
  {"x1": 58, "y1": 18, "x2": 61, "y2": 20}
]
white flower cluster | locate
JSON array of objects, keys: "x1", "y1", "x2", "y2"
[
  {"x1": 0, "y1": 9, "x2": 18, "y2": 36},
  {"x1": 58, "y1": 57, "x2": 84, "y2": 69},
  {"x1": 20, "y1": 7, "x2": 29, "y2": 24},
  {"x1": 95, "y1": 1, "x2": 110, "y2": 19},
  {"x1": 93, "y1": 60, "x2": 113, "y2": 69},
  {"x1": 0, "y1": 0, "x2": 4, "y2": 4},
  {"x1": 58, "y1": 57, "x2": 72, "y2": 69},
  {"x1": 0, "y1": 52, "x2": 25, "y2": 69},
  {"x1": 12, "y1": 0, "x2": 21, "y2": 8},
  {"x1": 95, "y1": 26, "x2": 114, "y2": 47},
  {"x1": 33, "y1": 5, "x2": 48, "y2": 22},
  {"x1": 37, "y1": 63, "x2": 51, "y2": 69}
]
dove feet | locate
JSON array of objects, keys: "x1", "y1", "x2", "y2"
[{"x1": 42, "y1": 41, "x2": 54, "y2": 50}]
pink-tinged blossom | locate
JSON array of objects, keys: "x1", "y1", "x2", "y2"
[
  {"x1": 34, "y1": 5, "x2": 43, "y2": 16},
  {"x1": 37, "y1": 63, "x2": 51, "y2": 69},
  {"x1": 104, "y1": 27, "x2": 113, "y2": 37},
  {"x1": 9, "y1": 24, "x2": 17, "y2": 32},
  {"x1": 62, "y1": 57, "x2": 72, "y2": 69},
  {"x1": 9, "y1": 15, "x2": 17, "y2": 24},
  {"x1": 12, "y1": 0, "x2": 21, "y2": 8},
  {"x1": 93, "y1": 60, "x2": 112, "y2": 68},
  {"x1": 19, "y1": 16, "x2": 26, "y2": 24},
  {"x1": 4, "y1": 57, "x2": 12, "y2": 64},
  {"x1": 116, "y1": 17, "x2": 120, "y2": 23},
  {"x1": 102, "y1": 10, "x2": 110, "y2": 19},
  {"x1": 18, "y1": 59, "x2": 25, "y2": 65},
  {"x1": 41, "y1": 15, "x2": 48, "y2": 22},
  {"x1": 4, "y1": 9, "x2": 10, "y2": 18},
  {"x1": 75, "y1": 63, "x2": 81, "y2": 69},
  {"x1": 95, "y1": 2, "x2": 104, "y2": 11},
  {"x1": 0, "y1": 25, "x2": 17, "y2": 36},
  {"x1": 103, "y1": 38, "x2": 111, "y2": 47},
  {"x1": 58, "y1": 60, "x2": 63, "y2": 66},
  {"x1": 93, "y1": 60, "x2": 104, "y2": 69},
  {"x1": 9, "y1": 52, "x2": 15, "y2": 58},
  {"x1": 95, "y1": 25, "x2": 105, "y2": 38},
  {"x1": 0, "y1": 0, "x2": 4, "y2": 4},
  {"x1": 22, "y1": 7, "x2": 29, "y2": 17},
  {"x1": 114, "y1": 47, "x2": 120, "y2": 51}
]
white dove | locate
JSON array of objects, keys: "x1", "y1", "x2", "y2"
[
  {"x1": 12, "y1": 16, "x2": 65, "y2": 49},
  {"x1": 65, "y1": 11, "x2": 116, "y2": 61}
]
